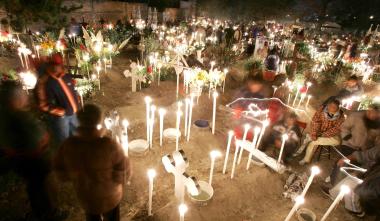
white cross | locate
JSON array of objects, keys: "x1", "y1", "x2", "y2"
[{"x1": 162, "y1": 150, "x2": 200, "y2": 203}]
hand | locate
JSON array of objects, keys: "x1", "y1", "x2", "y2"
[
  {"x1": 337, "y1": 158, "x2": 346, "y2": 167},
  {"x1": 311, "y1": 135, "x2": 317, "y2": 141}
]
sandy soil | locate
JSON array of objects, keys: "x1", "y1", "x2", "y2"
[{"x1": 0, "y1": 53, "x2": 376, "y2": 221}]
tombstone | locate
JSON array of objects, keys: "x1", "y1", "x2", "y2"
[{"x1": 162, "y1": 150, "x2": 200, "y2": 203}]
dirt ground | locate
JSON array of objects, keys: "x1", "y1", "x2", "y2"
[{"x1": 0, "y1": 53, "x2": 377, "y2": 221}]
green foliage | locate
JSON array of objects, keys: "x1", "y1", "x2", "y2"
[
  {"x1": 243, "y1": 59, "x2": 263, "y2": 72},
  {"x1": 143, "y1": 35, "x2": 162, "y2": 55},
  {"x1": 0, "y1": 0, "x2": 82, "y2": 32},
  {"x1": 104, "y1": 27, "x2": 134, "y2": 45},
  {"x1": 159, "y1": 66, "x2": 176, "y2": 81},
  {"x1": 295, "y1": 42, "x2": 311, "y2": 58},
  {"x1": 0, "y1": 69, "x2": 19, "y2": 82}
]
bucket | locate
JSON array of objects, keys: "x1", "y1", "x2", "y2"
[
  {"x1": 296, "y1": 208, "x2": 316, "y2": 221},
  {"x1": 163, "y1": 128, "x2": 181, "y2": 142},
  {"x1": 194, "y1": 119, "x2": 210, "y2": 131},
  {"x1": 128, "y1": 139, "x2": 149, "y2": 157},
  {"x1": 189, "y1": 181, "x2": 214, "y2": 206}
]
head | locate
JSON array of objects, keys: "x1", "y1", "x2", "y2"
[
  {"x1": 346, "y1": 75, "x2": 359, "y2": 87},
  {"x1": 326, "y1": 99, "x2": 340, "y2": 114},
  {"x1": 246, "y1": 74, "x2": 264, "y2": 93},
  {"x1": 47, "y1": 53, "x2": 65, "y2": 76},
  {"x1": 77, "y1": 104, "x2": 103, "y2": 129},
  {"x1": 0, "y1": 81, "x2": 29, "y2": 111},
  {"x1": 285, "y1": 112, "x2": 298, "y2": 126},
  {"x1": 365, "y1": 104, "x2": 380, "y2": 121}
]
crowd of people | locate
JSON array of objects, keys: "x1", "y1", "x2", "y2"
[{"x1": 0, "y1": 53, "x2": 131, "y2": 221}]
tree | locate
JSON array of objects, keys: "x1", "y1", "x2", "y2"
[{"x1": 0, "y1": 0, "x2": 82, "y2": 32}]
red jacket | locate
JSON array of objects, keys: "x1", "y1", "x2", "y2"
[{"x1": 310, "y1": 107, "x2": 345, "y2": 139}]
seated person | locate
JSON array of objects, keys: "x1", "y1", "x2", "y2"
[
  {"x1": 264, "y1": 48, "x2": 280, "y2": 72},
  {"x1": 261, "y1": 113, "x2": 302, "y2": 164},
  {"x1": 321, "y1": 145, "x2": 380, "y2": 218},
  {"x1": 335, "y1": 75, "x2": 364, "y2": 101},
  {"x1": 231, "y1": 74, "x2": 267, "y2": 110},
  {"x1": 298, "y1": 99, "x2": 345, "y2": 165}
]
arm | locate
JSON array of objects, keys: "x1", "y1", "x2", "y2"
[
  {"x1": 112, "y1": 142, "x2": 131, "y2": 184},
  {"x1": 310, "y1": 108, "x2": 322, "y2": 139},
  {"x1": 352, "y1": 146, "x2": 380, "y2": 165},
  {"x1": 36, "y1": 77, "x2": 65, "y2": 117}
]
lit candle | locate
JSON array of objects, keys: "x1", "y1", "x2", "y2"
[
  {"x1": 284, "y1": 196, "x2": 305, "y2": 221},
  {"x1": 149, "y1": 105, "x2": 156, "y2": 149},
  {"x1": 301, "y1": 166, "x2": 320, "y2": 197},
  {"x1": 159, "y1": 108, "x2": 166, "y2": 147},
  {"x1": 223, "y1": 131, "x2": 234, "y2": 174},
  {"x1": 223, "y1": 68, "x2": 228, "y2": 93},
  {"x1": 121, "y1": 120, "x2": 129, "y2": 156},
  {"x1": 147, "y1": 169, "x2": 157, "y2": 216},
  {"x1": 78, "y1": 90, "x2": 84, "y2": 108},
  {"x1": 277, "y1": 134, "x2": 289, "y2": 164},
  {"x1": 178, "y1": 204, "x2": 188, "y2": 221},
  {"x1": 96, "y1": 65, "x2": 102, "y2": 90},
  {"x1": 212, "y1": 91, "x2": 218, "y2": 134},
  {"x1": 209, "y1": 150, "x2": 222, "y2": 185},
  {"x1": 238, "y1": 124, "x2": 250, "y2": 164},
  {"x1": 297, "y1": 93, "x2": 306, "y2": 108},
  {"x1": 145, "y1": 97, "x2": 152, "y2": 143},
  {"x1": 18, "y1": 52, "x2": 24, "y2": 68},
  {"x1": 320, "y1": 185, "x2": 350, "y2": 221},
  {"x1": 306, "y1": 82, "x2": 312, "y2": 93},
  {"x1": 305, "y1": 95, "x2": 312, "y2": 108},
  {"x1": 256, "y1": 120, "x2": 269, "y2": 149},
  {"x1": 231, "y1": 141, "x2": 239, "y2": 179},
  {"x1": 176, "y1": 110, "x2": 182, "y2": 151},
  {"x1": 246, "y1": 127, "x2": 261, "y2": 170},
  {"x1": 184, "y1": 98, "x2": 190, "y2": 137},
  {"x1": 292, "y1": 85, "x2": 302, "y2": 107},
  {"x1": 186, "y1": 95, "x2": 194, "y2": 142}
]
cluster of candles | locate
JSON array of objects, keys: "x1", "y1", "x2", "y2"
[{"x1": 285, "y1": 80, "x2": 312, "y2": 110}]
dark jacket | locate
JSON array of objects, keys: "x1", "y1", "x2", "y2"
[
  {"x1": 36, "y1": 72, "x2": 79, "y2": 117},
  {"x1": 54, "y1": 128, "x2": 131, "y2": 214}
]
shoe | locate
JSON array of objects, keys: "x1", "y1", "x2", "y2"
[
  {"x1": 298, "y1": 160, "x2": 307, "y2": 165},
  {"x1": 346, "y1": 209, "x2": 365, "y2": 218},
  {"x1": 320, "y1": 183, "x2": 334, "y2": 200}
]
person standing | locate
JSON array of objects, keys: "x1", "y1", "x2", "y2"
[
  {"x1": 36, "y1": 53, "x2": 80, "y2": 145},
  {"x1": 0, "y1": 81, "x2": 62, "y2": 220},
  {"x1": 54, "y1": 104, "x2": 131, "y2": 221}
]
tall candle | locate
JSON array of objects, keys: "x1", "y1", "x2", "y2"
[
  {"x1": 297, "y1": 93, "x2": 306, "y2": 108},
  {"x1": 147, "y1": 169, "x2": 157, "y2": 216},
  {"x1": 212, "y1": 91, "x2": 218, "y2": 134},
  {"x1": 179, "y1": 204, "x2": 188, "y2": 221},
  {"x1": 301, "y1": 166, "x2": 320, "y2": 197},
  {"x1": 159, "y1": 108, "x2": 166, "y2": 147},
  {"x1": 292, "y1": 85, "x2": 302, "y2": 107},
  {"x1": 186, "y1": 95, "x2": 194, "y2": 142},
  {"x1": 176, "y1": 111, "x2": 182, "y2": 151},
  {"x1": 246, "y1": 127, "x2": 261, "y2": 170},
  {"x1": 209, "y1": 150, "x2": 222, "y2": 185},
  {"x1": 231, "y1": 141, "x2": 239, "y2": 179},
  {"x1": 149, "y1": 105, "x2": 156, "y2": 149},
  {"x1": 238, "y1": 124, "x2": 250, "y2": 164},
  {"x1": 223, "y1": 131, "x2": 234, "y2": 174},
  {"x1": 284, "y1": 196, "x2": 304, "y2": 221},
  {"x1": 256, "y1": 120, "x2": 269, "y2": 149},
  {"x1": 305, "y1": 95, "x2": 312, "y2": 108},
  {"x1": 145, "y1": 97, "x2": 152, "y2": 143},
  {"x1": 184, "y1": 98, "x2": 190, "y2": 137},
  {"x1": 320, "y1": 185, "x2": 350, "y2": 221},
  {"x1": 277, "y1": 134, "x2": 289, "y2": 164}
]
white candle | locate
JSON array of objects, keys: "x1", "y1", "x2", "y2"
[
  {"x1": 321, "y1": 185, "x2": 350, "y2": 221},
  {"x1": 209, "y1": 150, "x2": 222, "y2": 185},
  {"x1": 212, "y1": 91, "x2": 218, "y2": 134},
  {"x1": 284, "y1": 196, "x2": 305, "y2": 221},
  {"x1": 256, "y1": 120, "x2": 269, "y2": 149},
  {"x1": 178, "y1": 204, "x2": 188, "y2": 221},
  {"x1": 287, "y1": 93, "x2": 292, "y2": 104},
  {"x1": 145, "y1": 97, "x2": 152, "y2": 143},
  {"x1": 277, "y1": 134, "x2": 289, "y2": 164},
  {"x1": 231, "y1": 141, "x2": 239, "y2": 179},
  {"x1": 147, "y1": 169, "x2": 157, "y2": 216},
  {"x1": 301, "y1": 166, "x2": 320, "y2": 197},
  {"x1": 223, "y1": 68, "x2": 228, "y2": 93},
  {"x1": 223, "y1": 131, "x2": 234, "y2": 174},
  {"x1": 305, "y1": 95, "x2": 312, "y2": 108},
  {"x1": 149, "y1": 105, "x2": 156, "y2": 149},
  {"x1": 246, "y1": 127, "x2": 261, "y2": 170},
  {"x1": 306, "y1": 82, "x2": 312, "y2": 93},
  {"x1": 186, "y1": 95, "x2": 194, "y2": 142},
  {"x1": 292, "y1": 85, "x2": 302, "y2": 107},
  {"x1": 238, "y1": 124, "x2": 250, "y2": 164},
  {"x1": 184, "y1": 98, "x2": 190, "y2": 137},
  {"x1": 297, "y1": 93, "x2": 306, "y2": 108},
  {"x1": 159, "y1": 108, "x2": 166, "y2": 147},
  {"x1": 18, "y1": 52, "x2": 24, "y2": 68},
  {"x1": 78, "y1": 91, "x2": 84, "y2": 108},
  {"x1": 176, "y1": 110, "x2": 182, "y2": 151}
]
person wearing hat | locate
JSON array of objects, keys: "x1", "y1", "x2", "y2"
[
  {"x1": 35, "y1": 53, "x2": 80, "y2": 146},
  {"x1": 54, "y1": 104, "x2": 131, "y2": 221}
]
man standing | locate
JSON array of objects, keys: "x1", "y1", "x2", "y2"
[
  {"x1": 299, "y1": 99, "x2": 345, "y2": 165},
  {"x1": 36, "y1": 53, "x2": 80, "y2": 145},
  {"x1": 54, "y1": 104, "x2": 131, "y2": 221}
]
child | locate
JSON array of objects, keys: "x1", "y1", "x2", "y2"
[{"x1": 261, "y1": 113, "x2": 302, "y2": 163}]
